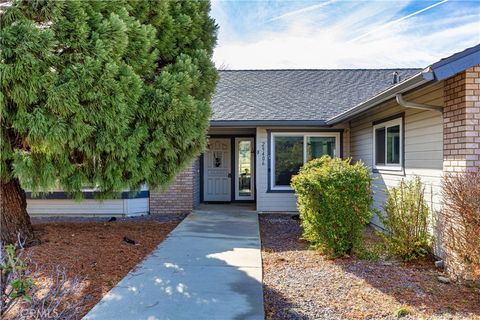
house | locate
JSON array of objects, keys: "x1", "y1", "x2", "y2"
[{"x1": 27, "y1": 45, "x2": 480, "y2": 223}]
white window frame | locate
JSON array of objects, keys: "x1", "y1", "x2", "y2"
[
  {"x1": 372, "y1": 118, "x2": 403, "y2": 172},
  {"x1": 234, "y1": 137, "x2": 255, "y2": 200},
  {"x1": 270, "y1": 132, "x2": 341, "y2": 190}
]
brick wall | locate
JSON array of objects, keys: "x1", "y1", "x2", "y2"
[
  {"x1": 193, "y1": 158, "x2": 201, "y2": 206},
  {"x1": 149, "y1": 159, "x2": 199, "y2": 215},
  {"x1": 442, "y1": 65, "x2": 480, "y2": 285},
  {"x1": 443, "y1": 65, "x2": 480, "y2": 172}
]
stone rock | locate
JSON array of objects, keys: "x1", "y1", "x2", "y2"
[
  {"x1": 437, "y1": 276, "x2": 451, "y2": 284},
  {"x1": 434, "y1": 260, "x2": 444, "y2": 269}
]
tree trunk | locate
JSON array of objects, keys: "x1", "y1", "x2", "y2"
[{"x1": 1, "y1": 179, "x2": 34, "y2": 245}]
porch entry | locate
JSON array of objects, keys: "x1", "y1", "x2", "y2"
[{"x1": 203, "y1": 137, "x2": 255, "y2": 202}]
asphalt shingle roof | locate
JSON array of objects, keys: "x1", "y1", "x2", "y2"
[{"x1": 211, "y1": 69, "x2": 421, "y2": 122}]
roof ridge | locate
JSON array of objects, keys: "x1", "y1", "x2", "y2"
[{"x1": 218, "y1": 68, "x2": 422, "y2": 72}]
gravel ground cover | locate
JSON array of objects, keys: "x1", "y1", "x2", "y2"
[
  {"x1": 16, "y1": 215, "x2": 183, "y2": 319},
  {"x1": 260, "y1": 214, "x2": 480, "y2": 320}
]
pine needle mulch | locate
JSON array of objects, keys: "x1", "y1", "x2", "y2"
[{"x1": 24, "y1": 218, "x2": 180, "y2": 318}]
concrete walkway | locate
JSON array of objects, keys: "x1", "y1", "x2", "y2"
[{"x1": 84, "y1": 206, "x2": 264, "y2": 320}]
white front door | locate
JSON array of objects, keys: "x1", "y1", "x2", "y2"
[{"x1": 203, "y1": 138, "x2": 231, "y2": 201}]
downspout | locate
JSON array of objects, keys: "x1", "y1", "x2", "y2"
[{"x1": 395, "y1": 93, "x2": 443, "y2": 112}]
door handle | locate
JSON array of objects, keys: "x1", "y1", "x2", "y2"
[{"x1": 227, "y1": 173, "x2": 232, "y2": 178}]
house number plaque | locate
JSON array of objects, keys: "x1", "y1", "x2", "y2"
[{"x1": 261, "y1": 142, "x2": 265, "y2": 166}]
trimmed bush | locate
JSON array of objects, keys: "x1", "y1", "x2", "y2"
[
  {"x1": 377, "y1": 176, "x2": 432, "y2": 261},
  {"x1": 291, "y1": 156, "x2": 373, "y2": 257}
]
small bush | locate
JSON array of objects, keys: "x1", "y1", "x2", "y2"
[
  {"x1": 394, "y1": 307, "x2": 411, "y2": 318},
  {"x1": 1, "y1": 238, "x2": 86, "y2": 319},
  {"x1": 1, "y1": 242, "x2": 35, "y2": 317},
  {"x1": 378, "y1": 176, "x2": 432, "y2": 261},
  {"x1": 291, "y1": 156, "x2": 373, "y2": 257},
  {"x1": 442, "y1": 171, "x2": 480, "y2": 281}
]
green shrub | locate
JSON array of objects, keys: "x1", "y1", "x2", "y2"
[
  {"x1": 394, "y1": 307, "x2": 412, "y2": 318},
  {"x1": 291, "y1": 156, "x2": 373, "y2": 257},
  {"x1": 378, "y1": 176, "x2": 432, "y2": 261},
  {"x1": 1, "y1": 244, "x2": 34, "y2": 316}
]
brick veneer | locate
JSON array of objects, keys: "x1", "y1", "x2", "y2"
[
  {"x1": 443, "y1": 65, "x2": 480, "y2": 172},
  {"x1": 442, "y1": 66, "x2": 480, "y2": 285},
  {"x1": 149, "y1": 159, "x2": 199, "y2": 214}
]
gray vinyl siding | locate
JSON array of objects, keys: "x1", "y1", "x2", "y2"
[
  {"x1": 348, "y1": 81, "x2": 445, "y2": 228},
  {"x1": 255, "y1": 127, "x2": 298, "y2": 212},
  {"x1": 343, "y1": 128, "x2": 351, "y2": 158},
  {"x1": 27, "y1": 198, "x2": 149, "y2": 217}
]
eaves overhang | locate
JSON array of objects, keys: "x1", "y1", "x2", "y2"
[
  {"x1": 209, "y1": 120, "x2": 328, "y2": 127},
  {"x1": 431, "y1": 44, "x2": 480, "y2": 81}
]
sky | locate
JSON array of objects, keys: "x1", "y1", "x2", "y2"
[{"x1": 210, "y1": 0, "x2": 480, "y2": 69}]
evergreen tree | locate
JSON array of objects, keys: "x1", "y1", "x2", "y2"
[{"x1": 0, "y1": 0, "x2": 218, "y2": 244}]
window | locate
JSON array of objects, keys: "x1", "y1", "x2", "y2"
[
  {"x1": 307, "y1": 136, "x2": 337, "y2": 161},
  {"x1": 235, "y1": 138, "x2": 255, "y2": 200},
  {"x1": 373, "y1": 117, "x2": 402, "y2": 171},
  {"x1": 274, "y1": 136, "x2": 304, "y2": 186},
  {"x1": 270, "y1": 132, "x2": 340, "y2": 190}
]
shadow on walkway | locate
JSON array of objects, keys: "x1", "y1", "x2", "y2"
[{"x1": 84, "y1": 209, "x2": 264, "y2": 320}]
